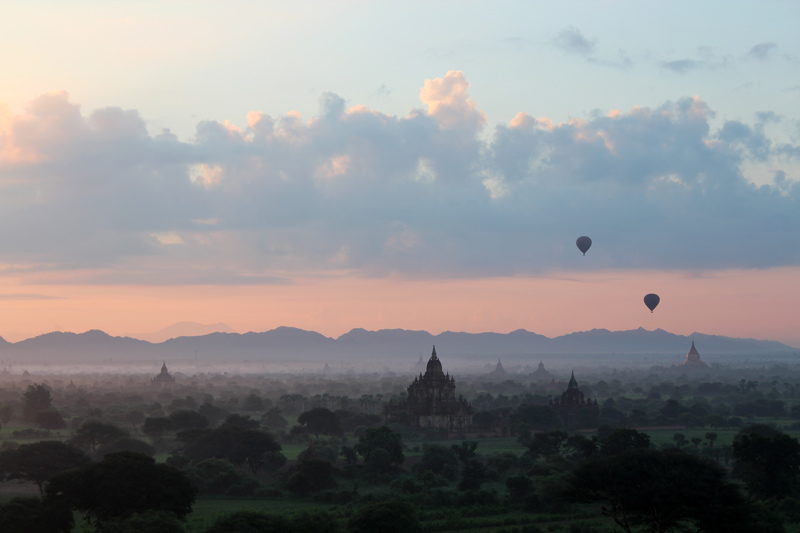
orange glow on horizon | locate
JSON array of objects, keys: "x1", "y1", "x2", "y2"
[{"x1": 0, "y1": 267, "x2": 798, "y2": 348}]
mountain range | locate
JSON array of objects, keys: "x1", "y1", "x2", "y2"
[{"x1": 0, "y1": 326, "x2": 796, "y2": 367}]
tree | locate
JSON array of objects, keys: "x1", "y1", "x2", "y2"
[
  {"x1": 340, "y1": 446, "x2": 358, "y2": 466},
  {"x1": 599, "y1": 428, "x2": 651, "y2": 456},
  {"x1": 220, "y1": 413, "x2": 260, "y2": 430},
  {"x1": 506, "y1": 475, "x2": 533, "y2": 501},
  {"x1": 515, "y1": 422, "x2": 532, "y2": 447},
  {"x1": 346, "y1": 499, "x2": 422, "y2": 533},
  {"x1": 97, "y1": 437, "x2": 156, "y2": 457},
  {"x1": 187, "y1": 459, "x2": 249, "y2": 495},
  {"x1": 22, "y1": 384, "x2": 53, "y2": 421},
  {"x1": 457, "y1": 459, "x2": 487, "y2": 491},
  {"x1": 142, "y1": 417, "x2": 175, "y2": 439},
  {"x1": 70, "y1": 420, "x2": 128, "y2": 453},
  {"x1": 415, "y1": 444, "x2": 459, "y2": 480},
  {"x1": 524, "y1": 431, "x2": 568, "y2": 460},
  {"x1": 34, "y1": 411, "x2": 66, "y2": 430},
  {"x1": 261, "y1": 408, "x2": 288, "y2": 430},
  {"x1": 451, "y1": 440, "x2": 478, "y2": 464},
  {"x1": 660, "y1": 399, "x2": 690, "y2": 420},
  {"x1": 0, "y1": 404, "x2": 13, "y2": 424},
  {"x1": 168, "y1": 410, "x2": 209, "y2": 431},
  {"x1": 449, "y1": 441, "x2": 486, "y2": 491},
  {"x1": 294, "y1": 407, "x2": 343, "y2": 437},
  {"x1": 488, "y1": 452, "x2": 519, "y2": 476},
  {"x1": 229, "y1": 429, "x2": 285, "y2": 475},
  {"x1": 565, "y1": 434, "x2": 598, "y2": 460},
  {"x1": 182, "y1": 426, "x2": 284, "y2": 475},
  {"x1": 0, "y1": 496, "x2": 74, "y2": 533},
  {"x1": 285, "y1": 458, "x2": 336, "y2": 495},
  {"x1": 123, "y1": 410, "x2": 145, "y2": 429},
  {"x1": 241, "y1": 394, "x2": 265, "y2": 412},
  {"x1": 733, "y1": 425, "x2": 800, "y2": 500},
  {"x1": 44, "y1": 451, "x2": 195, "y2": 526},
  {"x1": 0, "y1": 441, "x2": 90, "y2": 496},
  {"x1": 512, "y1": 404, "x2": 563, "y2": 431},
  {"x1": 565, "y1": 449, "x2": 757, "y2": 533},
  {"x1": 354, "y1": 426, "x2": 404, "y2": 467},
  {"x1": 198, "y1": 402, "x2": 226, "y2": 427}
]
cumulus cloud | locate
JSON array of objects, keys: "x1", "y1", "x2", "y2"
[
  {"x1": 418, "y1": 70, "x2": 486, "y2": 132},
  {"x1": 0, "y1": 73, "x2": 798, "y2": 284}
]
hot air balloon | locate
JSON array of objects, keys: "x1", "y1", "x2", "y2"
[
  {"x1": 576, "y1": 236, "x2": 592, "y2": 256},
  {"x1": 644, "y1": 293, "x2": 660, "y2": 313}
]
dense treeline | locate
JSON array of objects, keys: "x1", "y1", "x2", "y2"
[{"x1": 2, "y1": 364, "x2": 800, "y2": 531}]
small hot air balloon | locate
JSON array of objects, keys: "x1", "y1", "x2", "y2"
[
  {"x1": 644, "y1": 293, "x2": 660, "y2": 313},
  {"x1": 576, "y1": 236, "x2": 592, "y2": 256}
]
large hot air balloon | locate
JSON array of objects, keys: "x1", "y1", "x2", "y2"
[
  {"x1": 576, "y1": 236, "x2": 592, "y2": 256},
  {"x1": 644, "y1": 293, "x2": 660, "y2": 313}
]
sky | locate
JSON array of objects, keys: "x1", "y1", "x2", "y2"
[{"x1": 1, "y1": 1, "x2": 799, "y2": 346}]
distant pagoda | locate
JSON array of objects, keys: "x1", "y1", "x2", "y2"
[
  {"x1": 532, "y1": 360, "x2": 553, "y2": 382},
  {"x1": 487, "y1": 359, "x2": 509, "y2": 380},
  {"x1": 549, "y1": 371, "x2": 598, "y2": 428},
  {"x1": 152, "y1": 361, "x2": 176, "y2": 385},
  {"x1": 682, "y1": 341, "x2": 707, "y2": 367}
]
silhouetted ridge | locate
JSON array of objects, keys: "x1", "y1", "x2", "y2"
[{"x1": 0, "y1": 327, "x2": 795, "y2": 363}]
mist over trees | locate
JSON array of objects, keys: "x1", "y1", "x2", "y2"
[{"x1": 2, "y1": 357, "x2": 800, "y2": 531}]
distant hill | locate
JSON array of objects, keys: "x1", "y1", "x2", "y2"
[
  {"x1": 133, "y1": 322, "x2": 237, "y2": 343},
  {"x1": 0, "y1": 326, "x2": 796, "y2": 366}
]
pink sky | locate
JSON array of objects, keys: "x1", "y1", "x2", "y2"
[
  {"x1": 2, "y1": 46, "x2": 799, "y2": 354},
  {"x1": 2, "y1": 267, "x2": 798, "y2": 347}
]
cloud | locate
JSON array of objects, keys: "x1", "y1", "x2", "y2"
[
  {"x1": 755, "y1": 111, "x2": 782, "y2": 124},
  {"x1": 553, "y1": 27, "x2": 596, "y2": 56},
  {"x1": 0, "y1": 293, "x2": 63, "y2": 300},
  {"x1": 661, "y1": 59, "x2": 702, "y2": 74},
  {"x1": 0, "y1": 75, "x2": 798, "y2": 284},
  {"x1": 748, "y1": 42, "x2": 777, "y2": 60},
  {"x1": 661, "y1": 48, "x2": 732, "y2": 74},
  {"x1": 418, "y1": 70, "x2": 486, "y2": 132}
]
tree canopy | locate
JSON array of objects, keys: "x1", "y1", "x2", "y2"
[
  {"x1": 44, "y1": 451, "x2": 195, "y2": 526},
  {"x1": 346, "y1": 499, "x2": 422, "y2": 533},
  {"x1": 354, "y1": 426, "x2": 404, "y2": 467},
  {"x1": 21, "y1": 384, "x2": 53, "y2": 421},
  {"x1": 733, "y1": 425, "x2": 800, "y2": 500},
  {"x1": 0, "y1": 441, "x2": 90, "y2": 496},
  {"x1": 0, "y1": 496, "x2": 73, "y2": 533},
  {"x1": 294, "y1": 407, "x2": 343, "y2": 437},
  {"x1": 565, "y1": 448, "x2": 756, "y2": 533},
  {"x1": 182, "y1": 426, "x2": 284, "y2": 475},
  {"x1": 70, "y1": 420, "x2": 128, "y2": 453}
]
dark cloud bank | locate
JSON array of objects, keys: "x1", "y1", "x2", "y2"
[{"x1": 0, "y1": 78, "x2": 798, "y2": 284}]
